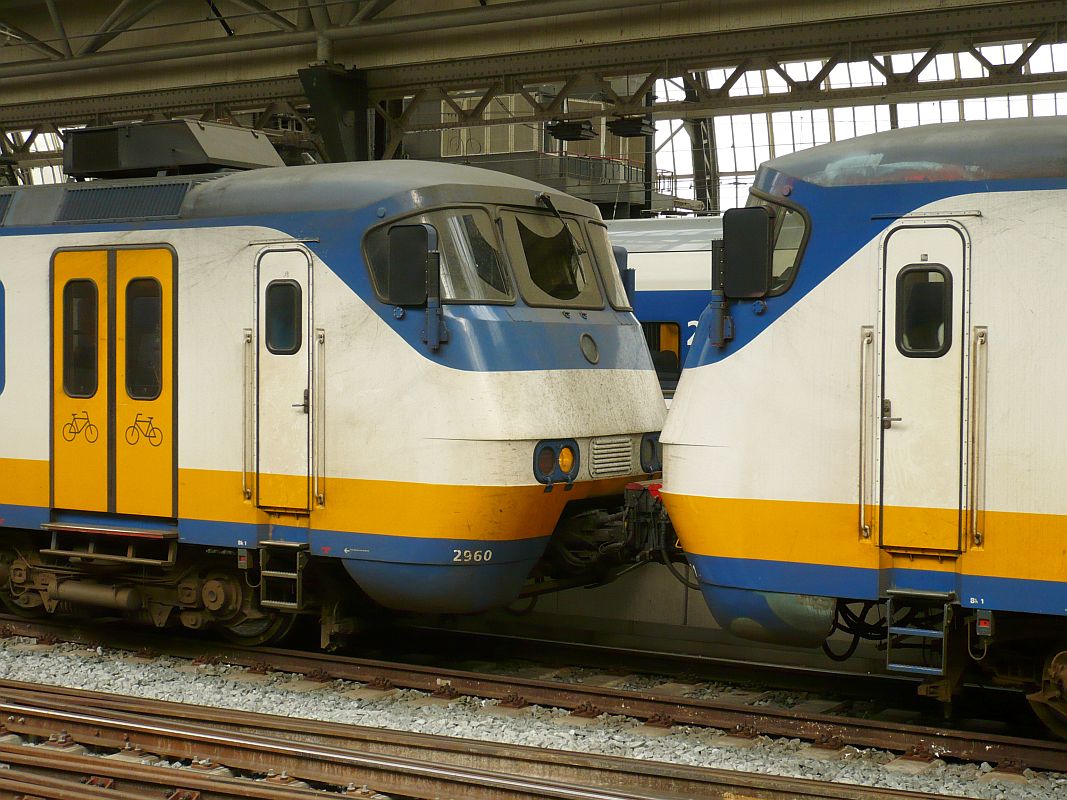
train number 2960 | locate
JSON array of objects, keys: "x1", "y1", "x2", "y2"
[{"x1": 453, "y1": 549, "x2": 493, "y2": 562}]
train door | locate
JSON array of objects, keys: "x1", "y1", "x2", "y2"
[
  {"x1": 255, "y1": 249, "x2": 312, "y2": 512},
  {"x1": 52, "y1": 248, "x2": 176, "y2": 517},
  {"x1": 878, "y1": 225, "x2": 967, "y2": 551}
]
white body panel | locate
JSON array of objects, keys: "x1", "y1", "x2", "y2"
[
  {"x1": 664, "y1": 189, "x2": 1067, "y2": 521},
  {"x1": 0, "y1": 226, "x2": 664, "y2": 491}
]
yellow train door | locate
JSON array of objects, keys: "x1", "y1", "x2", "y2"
[
  {"x1": 53, "y1": 251, "x2": 109, "y2": 512},
  {"x1": 52, "y1": 247, "x2": 176, "y2": 518}
]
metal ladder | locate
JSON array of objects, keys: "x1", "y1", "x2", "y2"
[
  {"x1": 885, "y1": 588, "x2": 955, "y2": 677},
  {"x1": 259, "y1": 541, "x2": 308, "y2": 611}
]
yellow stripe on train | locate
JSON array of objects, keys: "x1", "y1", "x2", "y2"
[
  {"x1": 0, "y1": 459, "x2": 630, "y2": 541},
  {"x1": 660, "y1": 491, "x2": 1067, "y2": 585}
]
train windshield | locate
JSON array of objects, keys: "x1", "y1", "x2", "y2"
[
  {"x1": 745, "y1": 196, "x2": 807, "y2": 295},
  {"x1": 586, "y1": 222, "x2": 633, "y2": 311},
  {"x1": 500, "y1": 210, "x2": 604, "y2": 309},
  {"x1": 364, "y1": 207, "x2": 514, "y2": 304},
  {"x1": 436, "y1": 209, "x2": 512, "y2": 302}
]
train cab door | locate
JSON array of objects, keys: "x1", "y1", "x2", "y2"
[
  {"x1": 255, "y1": 249, "x2": 312, "y2": 512},
  {"x1": 52, "y1": 248, "x2": 176, "y2": 518},
  {"x1": 878, "y1": 225, "x2": 968, "y2": 551}
]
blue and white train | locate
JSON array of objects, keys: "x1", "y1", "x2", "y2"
[
  {"x1": 661, "y1": 117, "x2": 1067, "y2": 732},
  {"x1": 606, "y1": 217, "x2": 720, "y2": 394},
  {"x1": 0, "y1": 121, "x2": 665, "y2": 646}
]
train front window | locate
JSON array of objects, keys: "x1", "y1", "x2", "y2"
[
  {"x1": 587, "y1": 223, "x2": 632, "y2": 311},
  {"x1": 501, "y1": 211, "x2": 604, "y2": 309},
  {"x1": 747, "y1": 197, "x2": 808, "y2": 295},
  {"x1": 364, "y1": 207, "x2": 514, "y2": 305},
  {"x1": 438, "y1": 209, "x2": 512, "y2": 302}
]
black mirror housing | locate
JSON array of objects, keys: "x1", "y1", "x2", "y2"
[
  {"x1": 388, "y1": 224, "x2": 436, "y2": 306},
  {"x1": 722, "y1": 206, "x2": 774, "y2": 299},
  {"x1": 612, "y1": 244, "x2": 636, "y2": 306}
]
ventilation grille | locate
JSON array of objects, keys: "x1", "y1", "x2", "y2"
[
  {"x1": 0, "y1": 194, "x2": 11, "y2": 225},
  {"x1": 57, "y1": 182, "x2": 189, "y2": 223},
  {"x1": 590, "y1": 436, "x2": 633, "y2": 477}
]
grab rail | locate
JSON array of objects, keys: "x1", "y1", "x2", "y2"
[
  {"x1": 968, "y1": 327, "x2": 988, "y2": 546},
  {"x1": 314, "y1": 329, "x2": 326, "y2": 507},
  {"x1": 858, "y1": 325, "x2": 875, "y2": 539},
  {"x1": 242, "y1": 328, "x2": 254, "y2": 500}
]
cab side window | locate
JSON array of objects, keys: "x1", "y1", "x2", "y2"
[{"x1": 642, "y1": 321, "x2": 681, "y2": 386}]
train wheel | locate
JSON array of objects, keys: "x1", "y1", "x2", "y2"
[
  {"x1": 219, "y1": 613, "x2": 297, "y2": 647},
  {"x1": 1027, "y1": 650, "x2": 1067, "y2": 740},
  {"x1": 0, "y1": 589, "x2": 46, "y2": 619}
]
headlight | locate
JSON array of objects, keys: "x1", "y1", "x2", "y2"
[
  {"x1": 640, "y1": 432, "x2": 662, "y2": 473},
  {"x1": 533, "y1": 439, "x2": 580, "y2": 485}
]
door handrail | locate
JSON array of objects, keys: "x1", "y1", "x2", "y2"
[
  {"x1": 314, "y1": 328, "x2": 326, "y2": 507},
  {"x1": 858, "y1": 325, "x2": 875, "y2": 539},
  {"x1": 968, "y1": 326, "x2": 988, "y2": 546},
  {"x1": 242, "y1": 327, "x2": 254, "y2": 500}
]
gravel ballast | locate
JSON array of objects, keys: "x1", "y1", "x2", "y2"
[{"x1": 0, "y1": 638, "x2": 1062, "y2": 798}]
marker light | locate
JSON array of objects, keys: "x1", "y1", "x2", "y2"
[
  {"x1": 533, "y1": 439, "x2": 580, "y2": 484},
  {"x1": 558, "y1": 446, "x2": 575, "y2": 474},
  {"x1": 537, "y1": 445, "x2": 556, "y2": 477},
  {"x1": 640, "y1": 432, "x2": 662, "y2": 473}
]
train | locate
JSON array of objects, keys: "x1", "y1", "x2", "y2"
[
  {"x1": 0, "y1": 120, "x2": 667, "y2": 647},
  {"x1": 605, "y1": 217, "x2": 720, "y2": 395},
  {"x1": 659, "y1": 117, "x2": 1067, "y2": 734}
]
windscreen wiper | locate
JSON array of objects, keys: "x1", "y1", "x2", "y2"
[{"x1": 537, "y1": 192, "x2": 588, "y2": 256}]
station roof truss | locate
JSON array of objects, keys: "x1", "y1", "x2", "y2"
[{"x1": 3, "y1": 0, "x2": 1067, "y2": 163}]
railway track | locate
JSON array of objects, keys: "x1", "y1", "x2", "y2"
[
  {"x1": 0, "y1": 680, "x2": 971, "y2": 800},
  {"x1": 0, "y1": 615, "x2": 1064, "y2": 776}
]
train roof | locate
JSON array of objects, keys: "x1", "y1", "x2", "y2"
[
  {"x1": 0, "y1": 159, "x2": 587, "y2": 228},
  {"x1": 605, "y1": 216, "x2": 722, "y2": 252},
  {"x1": 762, "y1": 117, "x2": 1067, "y2": 188}
]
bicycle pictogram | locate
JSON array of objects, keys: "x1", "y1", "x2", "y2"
[
  {"x1": 125, "y1": 413, "x2": 163, "y2": 447},
  {"x1": 61, "y1": 411, "x2": 99, "y2": 443}
]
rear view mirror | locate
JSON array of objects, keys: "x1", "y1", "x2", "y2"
[
  {"x1": 388, "y1": 224, "x2": 436, "y2": 306},
  {"x1": 612, "y1": 245, "x2": 636, "y2": 306},
  {"x1": 722, "y1": 206, "x2": 774, "y2": 299}
]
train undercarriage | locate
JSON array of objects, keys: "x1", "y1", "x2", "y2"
[{"x1": 0, "y1": 489, "x2": 679, "y2": 650}]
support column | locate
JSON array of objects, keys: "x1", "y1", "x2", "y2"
[
  {"x1": 298, "y1": 65, "x2": 370, "y2": 162},
  {"x1": 684, "y1": 72, "x2": 718, "y2": 212}
]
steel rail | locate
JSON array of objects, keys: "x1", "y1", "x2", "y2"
[
  {"x1": 0, "y1": 682, "x2": 966, "y2": 800},
  {"x1": 0, "y1": 741, "x2": 324, "y2": 800},
  {"x1": 0, "y1": 615, "x2": 1064, "y2": 771}
]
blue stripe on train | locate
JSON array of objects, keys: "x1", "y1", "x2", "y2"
[
  {"x1": 686, "y1": 175, "x2": 1067, "y2": 369},
  {"x1": 0, "y1": 207, "x2": 651, "y2": 374},
  {"x1": 178, "y1": 517, "x2": 548, "y2": 565},
  {"x1": 0, "y1": 504, "x2": 49, "y2": 530},
  {"x1": 1, "y1": 508, "x2": 547, "y2": 614},
  {"x1": 631, "y1": 289, "x2": 708, "y2": 366},
  {"x1": 687, "y1": 553, "x2": 1067, "y2": 617},
  {"x1": 178, "y1": 519, "x2": 551, "y2": 613}
]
